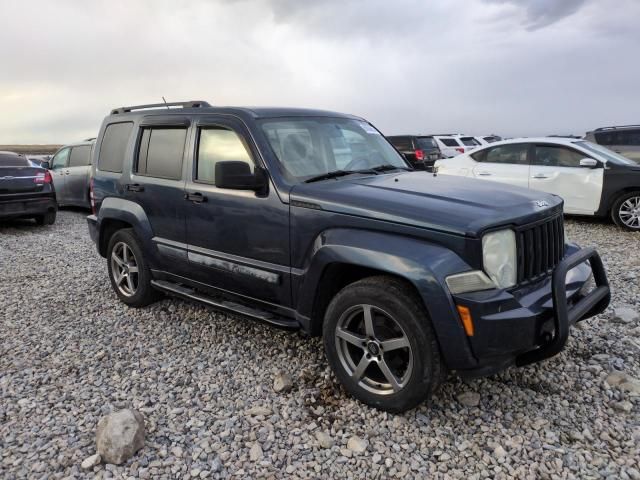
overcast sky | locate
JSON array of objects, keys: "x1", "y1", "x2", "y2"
[{"x1": 1, "y1": 0, "x2": 638, "y2": 144}]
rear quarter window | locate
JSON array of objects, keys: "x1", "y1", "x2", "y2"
[
  {"x1": 439, "y1": 138, "x2": 460, "y2": 147},
  {"x1": 98, "y1": 122, "x2": 134, "y2": 173},
  {"x1": 387, "y1": 137, "x2": 413, "y2": 151}
]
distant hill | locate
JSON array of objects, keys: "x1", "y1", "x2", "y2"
[{"x1": 0, "y1": 145, "x2": 62, "y2": 155}]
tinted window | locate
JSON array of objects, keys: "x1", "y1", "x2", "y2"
[
  {"x1": 617, "y1": 129, "x2": 640, "y2": 146},
  {"x1": 99, "y1": 122, "x2": 133, "y2": 173},
  {"x1": 439, "y1": 138, "x2": 460, "y2": 147},
  {"x1": 477, "y1": 144, "x2": 529, "y2": 165},
  {"x1": 136, "y1": 128, "x2": 186, "y2": 179},
  {"x1": 0, "y1": 153, "x2": 30, "y2": 167},
  {"x1": 197, "y1": 128, "x2": 254, "y2": 183},
  {"x1": 387, "y1": 137, "x2": 413, "y2": 151},
  {"x1": 69, "y1": 145, "x2": 92, "y2": 167},
  {"x1": 483, "y1": 136, "x2": 500, "y2": 143},
  {"x1": 460, "y1": 137, "x2": 480, "y2": 146},
  {"x1": 576, "y1": 141, "x2": 637, "y2": 165},
  {"x1": 51, "y1": 148, "x2": 70, "y2": 169},
  {"x1": 416, "y1": 137, "x2": 437, "y2": 149},
  {"x1": 533, "y1": 145, "x2": 585, "y2": 167}
]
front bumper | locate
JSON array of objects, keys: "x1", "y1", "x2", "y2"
[{"x1": 453, "y1": 247, "x2": 610, "y2": 377}]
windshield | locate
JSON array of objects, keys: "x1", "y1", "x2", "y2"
[
  {"x1": 575, "y1": 141, "x2": 638, "y2": 165},
  {"x1": 417, "y1": 137, "x2": 438, "y2": 150},
  {"x1": 260, "y1": 117, "x2": 408, "y2": 180}
]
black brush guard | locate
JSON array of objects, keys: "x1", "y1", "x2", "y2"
[{"x1": 516, "y1": 247, "x2": 610, "y2": 367}]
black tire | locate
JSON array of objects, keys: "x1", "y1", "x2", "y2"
[
  {"x1": 106, "y1": 228, "x2": 162, "y2": 307},
  {"x1": 611, "y1": 191, "x2": 640, "y2": 231},
  {"x1": 322, "y1": 276, "x2": 445, "y2": 413},
  {"x1": 35, "y1": 210, "x2": 56, "y2": 226}
]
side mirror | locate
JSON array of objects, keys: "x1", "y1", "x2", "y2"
[
  {"x1": 41, "y1": 161, "x2": 50, "y2": 169},
  {"x1": 579, "y1": 158, "x2": 599, "y2": 168},
  {"x1": 215, "y1": 161, "x2": 267, "y2": 193}
]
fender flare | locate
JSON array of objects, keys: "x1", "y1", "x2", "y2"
[
  {"x1": 96, "y1": 197, "x2": 155, "y2": 256},
  {"x1": 294, "y1": 228, "x2": 479, "y2": 369}
]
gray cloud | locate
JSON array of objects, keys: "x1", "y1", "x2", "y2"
[{"x1": 0, "y1": 0, "x2": 638, "y2": 144}]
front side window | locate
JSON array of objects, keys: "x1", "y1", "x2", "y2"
[
  {"x1": 478, "y1": 144, "x2": 529, "y2": 165},
  {"x1": 136, "y1": 128, "x2": 186, "y2": 179},
  {"x1": 69, "y1": 145, "x2": 92, "y2": 167},
  {"x1": 99, "y1": 122, "x2": 133, "y2": 173},
  {"x1": 197, "y1": 127, "x2": 254, "y2": 183},
  {"x1": 576, "y1": 141, "x2": 637, "y2": 165},
  {"x1": 260, "y1": 117, "x2": 406, "y2": 179},
  {"x1": 51, "y1": 148, "x2": 70, "y2": 169},
  {"x1": 533, "y1": 145, "x2": 585, "y2": 167}
]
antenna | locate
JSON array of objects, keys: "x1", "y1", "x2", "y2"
[{"x1": 162, "y1": 96, "x2": 169, "y2": 109}]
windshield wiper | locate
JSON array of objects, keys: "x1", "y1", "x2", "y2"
[
  {"x1": 304, "y1": 169, "x2": 378, "y2": 183},
  {"x1": 371, "y1": 164, "x2": 412, "y2": 172}
]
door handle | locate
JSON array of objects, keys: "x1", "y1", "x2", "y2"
[
  {"x1": 64, "y1": 170, "x2": 70, "y2": 175},
  {"x1": 126, "y1": 183, "x2": 145, "y2": 192},
  {"x1": 184, "y1": 192, "x2": 207, "y2": 203},
  {"x1": 532, "y1": 174, "x2": 549, "y2": 179},
  {"x1": 476, "y1": 171, "x2": 492, "y2": 176}
]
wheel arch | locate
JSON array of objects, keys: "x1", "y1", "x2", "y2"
[{"x1": 97, "y1": 197, "x2": 154, "y2": 257}]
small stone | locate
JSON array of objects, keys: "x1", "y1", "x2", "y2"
[
  {"x1": 315, "y1": 431, "x2": 334, "y2": 449},
  {"x1": 246, "y1": 406, "x2": 272, "y2": 416},
  {"x1": 456, "y1": 391, "x2": 480, "y2": 407},
  {"x1": 96, "y1": 409, "x2": 145, "y2": 465},
  {"x1": 372, "y1": 453, "x2": 382, "y2": 464},
  {"x1": 611, "y1": 401, "x2": 633, "y2": 413},
  {"x1": 171, "y1": 446, "x2": 183, "y2": 458},
  {"x1": 249, "y1": 443, "x2": 263, "y2": 461},
  {"x1": 494, "y1": 445, "x2": 507, "y2": 458},
  {"x1": 81, "y1": 453, "x2": 101, "y2": 469},
  {"x1": 612, "y1": 307, "x2": 639, "y2": 324},
  {"x1": 273, "y1": 371, "x2": 293, "y2": 393},
  {"x1": 347, "y1": 436, "x2": 368, "y2": 454},
  {"x1": 385, "y1": 458, "x2": 393, "y2": 468}
]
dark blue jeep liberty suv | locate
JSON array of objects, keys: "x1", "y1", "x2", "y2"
[{"x1": 87, "y1": 101, "x2": 610, "y2": 412}]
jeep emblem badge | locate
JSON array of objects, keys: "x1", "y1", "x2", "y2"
[{"x1": 535, "y1": 200, "x2": 549, "y2": 208}]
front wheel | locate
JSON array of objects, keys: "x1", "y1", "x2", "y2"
[
  {"x1": 323, "y1": 276, "x2": 445, "y2": 412},
  {"x1": 106, "y1": 228, "x2": 162, "y2": 307},
  {"x1": 611, "y1": 191, "x2": 640, "y2": 231}
]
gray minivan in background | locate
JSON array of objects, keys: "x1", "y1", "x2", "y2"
[
  {"x1": 585, "y1": 125, "x2": 640, "y2": 162},
  {"x1": 49, "y1": 139, "x2": 95, "y2": 207}
]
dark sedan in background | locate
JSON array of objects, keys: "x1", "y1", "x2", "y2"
[{"x1": 0, "y1": 151, "x2": 57, "y2": 225}]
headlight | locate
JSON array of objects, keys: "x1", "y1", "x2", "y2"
[{"x1": 482, "y1": 229, "x2": 517, "y2": 289}]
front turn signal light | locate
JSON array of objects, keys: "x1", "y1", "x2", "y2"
[{"x1": 456, "y1": 305, "x2": 474, "y2": 337}]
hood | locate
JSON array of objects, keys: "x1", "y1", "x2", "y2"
[{"x1": 290, "y1": 171, "x2": 563, "y2": 236}]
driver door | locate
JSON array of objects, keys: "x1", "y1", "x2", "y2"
[{"x1": 50, "y1": 147, "x2": 70, "y2": 203}]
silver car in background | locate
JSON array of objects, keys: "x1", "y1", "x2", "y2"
[{"x1": 49, "y1": 138, "x2": 95, "y2": 208}]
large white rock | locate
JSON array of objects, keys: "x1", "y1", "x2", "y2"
[
  {"x1": 612, "y1": 307, "x2": 639, "y2": 324},
  {"x1": 96, "y1": 409, "x2": 145, "y2": 465}
]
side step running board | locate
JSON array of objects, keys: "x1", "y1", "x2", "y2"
[{"x1": 151, "y1": 280, "x2": 299, "y2": 330}]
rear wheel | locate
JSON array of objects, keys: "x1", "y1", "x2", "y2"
[
  {"x1": 107, "y1": 228, "x2": 161, "y2": 307},
  {"x1": 611, "y1": 191, "x2": 640, "y2": 231},
  {"x1": 323, "y1": 276, "x2": 445, "y2": 412},
  {"x1": 35, "y1": 210, "x2": 56, "y2": 226}
]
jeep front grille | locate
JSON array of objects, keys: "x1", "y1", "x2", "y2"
[{"x1": 516, "y1": 213, "x2": 565, "y2": 284}]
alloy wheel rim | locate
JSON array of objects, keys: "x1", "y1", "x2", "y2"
[
  {"x1": 110, "y1": 242, "x2": 139, "y2": 297},
  {"x1": 619, "y1": 196, "x2": 640, "y2": 229},
  {"x1": 334, "y1": 304, "x2": 413, "y2": 395}
]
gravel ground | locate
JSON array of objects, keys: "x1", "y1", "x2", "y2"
[{"x1": 1, "y1": 210, "x2": 639, "y2": 479}]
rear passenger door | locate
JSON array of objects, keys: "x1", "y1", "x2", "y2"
[
  {"x1": 66, "y1": 145, "x2": 92, "y2": 206},
  {"x1": 470, "y1": 143, "x2": 530, "y2": 189},
  {"x1": 183, "y1": 116, "x2": 291, "y2": 307},
  {"x1": 126, "y1": 117, "x2": 190, "y2": 270},
  {"x1": 530, "y1": 144, "x2": 603, "y2": 214}
]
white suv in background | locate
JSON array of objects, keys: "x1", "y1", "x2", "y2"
[
  {"x1": 434, "y1": 137, "x2": 640, "y2": 230},
  {"x1": 433, "y1": 135, "x2": 481, "y2": 158},
  {"x1": 474, "y1": 135, "x2": 502, "y2": 146}
]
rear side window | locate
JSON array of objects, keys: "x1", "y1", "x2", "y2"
[
  {"x1": 388, "y1": 137, "x2": 413, "y2": 150},
  {"x1": 69, "y1": 145, "x2": 92, "y2": 167},
  {"x1": 617, "y1": 130, "x2": 640, "y2": 146},
  {"x1": 476, "y1": 144, "x2": 529, "y2": 165},
  {"x1": 417, "y1": 137, "x2": 437, "y2": 149},
  {"x1": 439, "y1": 138, "x2": 460, "y2": 147},
  {"x1": 460, "y1": 137, "x2": 480, "y2": 146},
  {"x1": 136, "y1": 128, "x2": 187, "y2": 180},
  {"x1": 533, "y1": 145, "x2": 586, "y2": 167},
  {"x1": 99, "y1": 122, "x2": 133, "y2": 173},
  {"x1": 197, "y1": 128, "x2": 254, "y2": 183}
]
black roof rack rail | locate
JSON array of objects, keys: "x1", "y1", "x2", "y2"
[
  {"x1": 84, "y1": 137, "x2": 97, "y2": 142},
  {"x1": 110, "y1": 100, "x2": 211, "y2": 115},
  {"x1": 594, "y1": 124, "x2": 640, "y2": 131}
]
